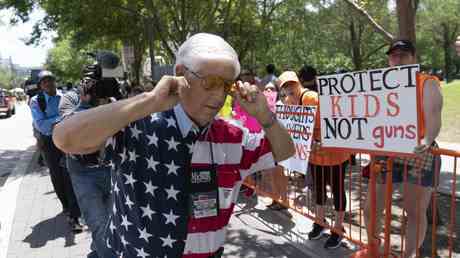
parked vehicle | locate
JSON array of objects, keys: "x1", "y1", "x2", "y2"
[{"x1": 0, "y1": 88, "x2": 16, "y2": 117}]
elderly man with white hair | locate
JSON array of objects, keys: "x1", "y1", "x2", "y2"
[{"x1": 52, "y1": 33, "x2": 295, "y2": 258}]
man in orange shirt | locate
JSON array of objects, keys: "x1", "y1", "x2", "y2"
[
  {"x1": 363, "y1": 39, "x2": 443, "y2": 257},
  {"x1": 279, "y1": 71, "x2": 350, "y2": 249}
]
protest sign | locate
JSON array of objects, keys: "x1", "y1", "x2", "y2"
[
  {"x1": 317, "y1": 64, "x2": 420, "y2": 155},
  {"x1": 275, "y1": 104, "x2": 316, "y2": 173}
]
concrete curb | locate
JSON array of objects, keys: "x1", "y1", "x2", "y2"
[{"x1": 0, "y1": 147, "x2": 37, "y2": 258}]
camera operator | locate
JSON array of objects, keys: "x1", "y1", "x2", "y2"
[{"x1": 56, "y1": 52, "x2": 121, "y2": 258}]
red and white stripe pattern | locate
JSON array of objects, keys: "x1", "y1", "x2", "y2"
[{"x1": 183, "y1": 118, "x2": 275, "y2": 257}]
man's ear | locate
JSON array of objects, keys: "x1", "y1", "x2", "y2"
[{"x1": 175, "y1": 64, "x2": 185, "y2": 76}]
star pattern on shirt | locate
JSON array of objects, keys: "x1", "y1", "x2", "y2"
[
  {"x1": 129, "y1": 150, "x2": 139, "y2": 162},
  {"x1": 140, "y1": 204, "x2": 156, "y2": 220},
  {"x1": 146, "y1": 132, "x2": 159, "y2": 147},
  {"x1": 113, "y1": 182, "x2": 120, "y2": 194},
  {"x1": 165, "y1": 137, "x2": 179, "y2": 151},
  {"x1": 104, "y1": 110, "x2": 215, "y2": 257},
  {"x1": 119, "y1": 149, "x2": 127, "y2": 163},
  {"x1": 120, "y1": 215, "x2": 133, "y2": 231},
  {"x1": 125, "y1": 195, "x2": 134, "y2": 209},
  {"x1": 160, "y1": 234, "x2": 176, "y2": 248},
  {"x1": 146, "y1": 156, "x2": 159, "y2": 171},
  {"x1": 165, "y1": 160, "x2": 179, "y2": 176},
  {"x1": 124, "y1": 173, "x2": 137, "y2": 188},
  {"x1": 165, "y1": 185, "x2": 180, "y2": 201},
  {"x1": 144, "y1": 181, "x2": 158, "y2": 197},
  {"x1": 135, "y1": 247, "x2": 150, "y2": 258},
  {"x1": 138, "y1": 227, "x2": 153, "y2": 242},
  {"x1": 187, "y1": 143, "x2": 194, "y2": 155},
  {"x1": 130, "y1": 124, "x2": 142, "y2": 140},
  {"x1": 163, "y1": 210, "x2": 180, "y2": 226},
  {"x1": 166, "y1": 117, "x2": 176, "y2": 128},
  {"x1": 120, "y1": 234, "x2": 130, "y2": 247}
]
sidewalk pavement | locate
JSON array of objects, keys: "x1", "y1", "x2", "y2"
[{"x1": 0, "y1": 149, "x2": 354, "y2": 258}]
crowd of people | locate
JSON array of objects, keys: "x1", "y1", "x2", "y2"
[{"x1": 26, "y1": 33, "x2": 460, "y2": 258}]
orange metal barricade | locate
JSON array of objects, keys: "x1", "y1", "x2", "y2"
[{"x1": 243, "y1": 147, "x2": 459, "y2": 258}]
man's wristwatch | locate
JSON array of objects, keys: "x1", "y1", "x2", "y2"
[{"x1": 261, "y1": 111, "x2": 277, "y2": 129}]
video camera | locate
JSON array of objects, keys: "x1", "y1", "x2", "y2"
[{"x1": 81, "y1": 51, "x2": 124, "y2": 101}]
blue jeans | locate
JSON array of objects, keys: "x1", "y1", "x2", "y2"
[{"x1": 66, "y1": 157, "x2": 115, "y2": 258}]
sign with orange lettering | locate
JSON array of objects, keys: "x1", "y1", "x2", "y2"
[
  {"x1": 275, "y1": 105, "x2": 316, "y2": 173},
  {"x1": 317, "y1": 65, "x2": 420, "y2": 155}
]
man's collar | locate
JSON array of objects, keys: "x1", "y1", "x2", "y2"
[{"x1": 173, "y1": 104, "x2": 200, "y2": 138}]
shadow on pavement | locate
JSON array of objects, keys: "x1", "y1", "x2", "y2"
[
  {"x1": 0, "y1": 146, "x2": 36, "y2": 187},
  {"x1": 22, "y1": 212, "x2": 77, "y2": 248}
]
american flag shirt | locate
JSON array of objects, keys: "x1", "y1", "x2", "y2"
[{"x1": 104, "y1": 104, "x2": 275, "y2": 258}]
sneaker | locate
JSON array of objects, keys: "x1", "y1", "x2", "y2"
[
  {"x1": 308, "y1": 223, "x2": 325, "y2": 240},
  {"x1": 324, "y1": 232, "x2": 343, "y2": 249},
  {"x1": 324, "y1": 228, "x2": 345, "y2": 250},
  {"x1": 70, "y1": 218, "x2": 84, "y2": 233}
]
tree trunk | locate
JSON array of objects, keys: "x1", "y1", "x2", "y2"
[
  {"x1": 396, "y1": 0, "x2": 418, "y2": 43},
  {"x1": 349, "y1": 19, "x2": 362, "y2": 70},
  {"x1": 442, "y1": 23, "x2": 452, "y2": 82}
]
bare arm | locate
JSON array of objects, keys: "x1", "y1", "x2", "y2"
[
  {"x1": 422, "y1": 79, "x2": 443, "y2": 146},
  {"x1": 53, "y1": 76, "x2": 186, "y2": 154}
]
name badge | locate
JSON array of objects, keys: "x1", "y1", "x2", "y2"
[{"x1": 188, "y1": 167, "x2": 219, "y2": 219}]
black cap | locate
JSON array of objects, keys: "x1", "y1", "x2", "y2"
[{"x1": 386, "y1": 39, "x2": 416, "y2": 55}]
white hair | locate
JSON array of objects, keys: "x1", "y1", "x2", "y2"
[{"x1": 175, "y1": 33, "x2": 241, "y2": 79}]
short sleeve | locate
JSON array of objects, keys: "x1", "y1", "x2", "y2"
[
  {"x1": 58, "y1": 91, "x2": 80, "y2": 122},
  {"x1": 239, "y1": 130, "x2": 275, "y2": 178}
]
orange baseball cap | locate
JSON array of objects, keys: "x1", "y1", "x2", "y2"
[{"x1": 278, "y1": 71, "x2": 301, "y2": 88}]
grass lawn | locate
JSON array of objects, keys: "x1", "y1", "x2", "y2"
[{"x1": 439, "y1": 80, "x2": 460, "y2": 143}]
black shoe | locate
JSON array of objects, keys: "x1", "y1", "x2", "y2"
[
  {"x1": 269, "y1": 202, "x2": 287, "y2": 211},
  {"x1": 70, "y1": 218, "x2": 84, "y2": 233},
  {"x1": 308, "y1": 223, "x2": 325, "y2": 240},
  {"x1": 324, "y1": 231, "x2": 343, "y2": 250}
]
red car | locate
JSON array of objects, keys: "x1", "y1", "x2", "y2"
[{"x1": 0, "y1": 89, "x2": 16, "y2": 117}]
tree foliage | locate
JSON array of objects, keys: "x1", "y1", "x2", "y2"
[{"x1": 2, "y1": 0, "x2": 460, "y2": 80}]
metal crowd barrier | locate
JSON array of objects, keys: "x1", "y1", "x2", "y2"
[{"x1": 242, "y1": 148, "x2": 459, "y2": 258}]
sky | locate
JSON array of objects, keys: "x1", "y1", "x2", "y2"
[{"x1": 0, "y1": 8, "x2": 55, "y2": 68}]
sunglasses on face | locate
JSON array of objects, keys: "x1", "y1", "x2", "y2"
[{"x1": 184, "y1": 66, "x2": 236, "y2": 94}]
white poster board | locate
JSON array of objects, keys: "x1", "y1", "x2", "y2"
[
  {"x1": 317, "y1": 64, "x2": 420, "y2": 155},
  {"x1": 275, "y1": 104, "x2": 316, "y2": 174}
]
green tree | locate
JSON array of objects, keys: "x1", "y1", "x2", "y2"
[{"x1": 418, "y1": 0, "x2": 460, "y2": 81}]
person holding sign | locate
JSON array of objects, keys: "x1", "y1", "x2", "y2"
[
  {"x1": 363, "y1": 39, "x2": 443, "y2": 258},
  {"x1": 279, "y1": 71, "x2": 350, "y2": 250}
]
